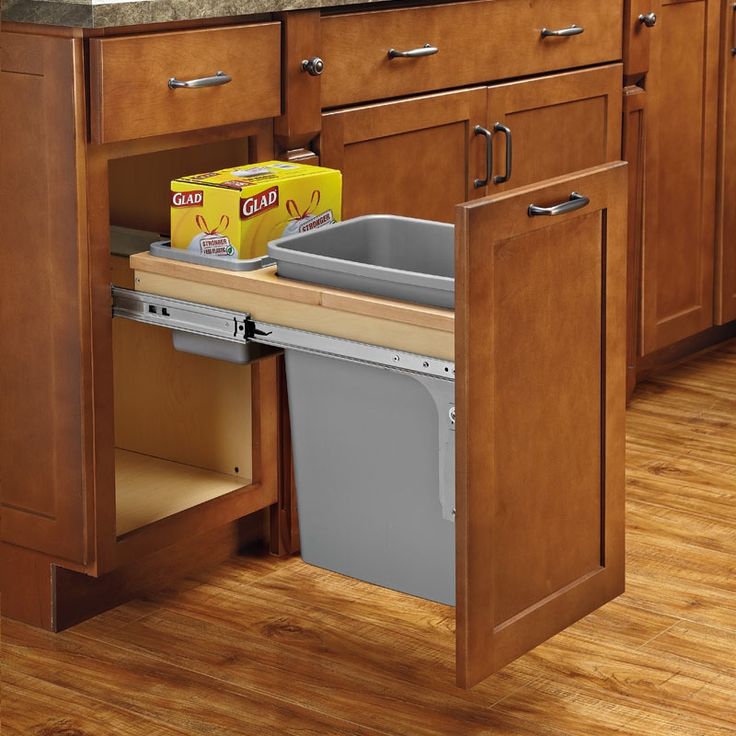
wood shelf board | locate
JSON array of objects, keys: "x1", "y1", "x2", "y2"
[
  {"x1": 129, "y1": 252, "x2": 455, "y2": 333},
  {"x1": 115, "y1": 449, "x2": 251, "y2": 536},
  {"x1": 129, "y1": 254, "x2": 454, "y2": 361}
]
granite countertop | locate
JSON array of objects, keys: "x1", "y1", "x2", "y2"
[{"x1": 1, "y1": 0, "x2": 390, "y2": 28}]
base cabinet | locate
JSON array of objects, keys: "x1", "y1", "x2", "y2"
[{"x1": 639, "y1": 0, "x2": 722, "y2": 353}]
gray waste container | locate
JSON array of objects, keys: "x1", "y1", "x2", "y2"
[{"x1": 269, "y1": 216, "x2": 457, "y2": 605}]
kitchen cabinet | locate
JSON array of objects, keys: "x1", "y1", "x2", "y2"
[
  {"x1": 0, "y1": 26, "x2": 284, "y2": 629},
  {"x1": 716, "y1": 1, "x2": 736, "y2": 323},
  {"x1": 639, "y1": 0, "x2": 722, "y2": 353},
  {"x1": 1, "y1": 0, "x2": 628, "y2": 687}
]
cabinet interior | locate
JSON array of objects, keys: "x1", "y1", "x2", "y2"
[{"x1": 108, "y1": 139, "x2": 257, "y2": 538}]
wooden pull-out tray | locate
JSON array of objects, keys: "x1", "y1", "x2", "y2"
[{"x1": 129, "y1": 252, "x2": 455, "y2": 361}]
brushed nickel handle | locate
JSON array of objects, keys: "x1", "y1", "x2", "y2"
[
  {"x1": 388, "y1": 43, "x2": 439, "y2": 59},
  {"x1": 474, "y1": 125, "x2": 493, "y2": 189},
  {"x1": 638, "y1": 12, "x2": 657, "y2": 28},
  {"x1": 731, "y1": 3, "x2": 736, "y2": 56},
  {"x1": 528, "y1": 192, "x2": 590, "y2": 217},
  {"x1": 493, "y1": 123, "x2": 512, "y2": 185},
  {"x1": 302, "y1": 57, "x2": 325, "y2": 76},
  {"x1": 541, "y1": 24, "x2": 584, "y2": 38},
  {"x1": 168, "y1": 70, "x2": 231, "y2": 89}
]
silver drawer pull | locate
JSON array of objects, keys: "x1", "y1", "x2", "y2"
[
  {"x1": 388, "y1": 43, "x2": 439, "y2": 59},
  {"x1": 638, "y1": 12, "x2": 657, "y2": 28},
  {"x1": 540, "y1": 24, "x2": 584, "y2": 38},
  {"x1": 528, "y1": 192, "x2": 590, "y2": 217},
  {"x1": 168, "y1": 70, "x2": 232, "y2": 89}
]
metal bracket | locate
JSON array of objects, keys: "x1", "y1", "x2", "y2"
[{"x1": 112, "y1": 287, "x2": 252, "y2": 343}]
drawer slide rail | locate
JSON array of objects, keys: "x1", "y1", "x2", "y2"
[{"x1": 112, "y1": 287, "x2": 455, "y2": 381}]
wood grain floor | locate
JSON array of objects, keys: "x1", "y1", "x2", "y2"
[{"x1": 3, "y1": 341, "x2": 736, "y2": 735}]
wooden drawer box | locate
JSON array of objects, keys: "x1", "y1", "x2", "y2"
[
  {"x1": 90, "y1": 23, "x2": 281, "y2": 143},
  {"x1": 321, "y1": 0, "x2": 623, "y2": 108}
]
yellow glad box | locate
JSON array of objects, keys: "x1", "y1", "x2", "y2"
[{"x1": 170, "y1": 161, "x2": 342, "y2": 260}]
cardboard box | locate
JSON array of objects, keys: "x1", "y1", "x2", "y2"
[{"x1": 170, "y1": 161, "x2": 342, "y2": 259}]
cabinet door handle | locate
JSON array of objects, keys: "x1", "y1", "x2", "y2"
[
  {"x1": 473, "y1": 125, "x2": 493, "y2": 189},
  {"x1": 528, "y1": 192, "x2": 590, "y2": 217},
  {"x1": 492, "y1": 123, "x2": 512, "y2": 185},
  {"x1": 731, "y1": 3, "x2": 736, "y2": 56},
  {"x1": 638, "y1": 12, "x2": 657, "y2": 28},
  {"x1": 388, "y1": 43, "x2": 439, "y2": 59},
  {"x1": 168, "y1": 71, "x2": 232, "y2": 89},
  {"x1": 540, "y1": 24, "x2": 584, "y2": 38}
]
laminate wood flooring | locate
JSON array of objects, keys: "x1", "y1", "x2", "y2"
[{"x1": 3, "y1": 341, "x2": 736, "y2": 735}]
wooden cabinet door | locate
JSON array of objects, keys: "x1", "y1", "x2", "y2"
[
  {"x1": 716, "y1": 1, "x2": 736, "y2": 323},
  {"x1": 320, "y1": 88, "x2": 487, "y2": 223},
  {"x1": 0, "y1": 34, "x2": 92, "y2": 564},
  {"x1": 455, "y1": 163, "x2": 627, "y2": 688},
  {"x1": 485, "y1": 65, "x2": 622, "y2": 193},
  {"x1": 640, "y1": 0, "x2": 722, "y2": 352}
]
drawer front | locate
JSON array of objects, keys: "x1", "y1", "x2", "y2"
[
  {"x1": 90, "y1": 23, "x2": 281, "y2": 143},
  {"x1": 321, "y1": 0, "x2": 623, "y2": 108}
]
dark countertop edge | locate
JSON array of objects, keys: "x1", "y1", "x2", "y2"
[{"x1": 0, "y1": 0, "x2": 400, "y2": 29}]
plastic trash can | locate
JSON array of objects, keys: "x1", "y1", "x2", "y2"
[{"x1": 269, "y1": 216, "x2": 457, "y2": 605}]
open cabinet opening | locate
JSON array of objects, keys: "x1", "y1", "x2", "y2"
[
  {"x1": 111, "y1": 317, "x2": 253, "y2": 537},
  {"x1": 106, "y1": 137, "x2": 260, "y2": 539}
]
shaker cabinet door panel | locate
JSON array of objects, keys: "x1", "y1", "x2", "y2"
[
  {"x1": 454, "y1": 163, "x2": 627, "y2": 688},
  {"x1": 486, "y1": 64, "x2": 623, "y2": 193},
  {"x1": 320, "y1": 88, "x2": 488, "y2": 223},
  {"x1": 640, "y1": 0, "x2": 721, "y2": 352},
  {"x1": 716, "y1": 2, "x2": 736, "y2": 323},
  {"x1": 0, "y1": 34, "x2": 91, "y2": 564}
]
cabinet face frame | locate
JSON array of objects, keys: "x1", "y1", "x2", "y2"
[
  {"x1": 640, "y1": 0, "x2": 722, "y2": 353},
  {"x1": 455, "y1": 163, "x2": 627, "y2": 688},
  {"x1": 715, "y1": 0, "x2": 736, "y2": 323},
  {"x1": 485, "y1": 64, "x2": 623, "y2": 193},
  {"x1": 319, "y1": 87, "x2": 488, "y2": 222},
  {"x1": 623, "y1": 86, "x2": 647, "y2": 399}
]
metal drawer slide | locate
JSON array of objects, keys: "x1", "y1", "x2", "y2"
[{"x1": 112, "y1": 287, "x2": 455, "y2": 381}]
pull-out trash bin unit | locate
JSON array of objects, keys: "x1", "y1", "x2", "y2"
[{"x1": 268, "y1": 216, "x2": 457, "y2": 605}]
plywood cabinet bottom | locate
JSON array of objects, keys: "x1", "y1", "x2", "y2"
[{"x1": 115, "y1": 449, "x2": 252, "y2": 536}]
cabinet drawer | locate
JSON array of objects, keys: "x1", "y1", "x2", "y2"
[
  {"x1": 90, "y1": 23, "x2": 281, "y2": 143},
  {"x1": 321, "y1": 0, "x2": 623, "y2": 108}
]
